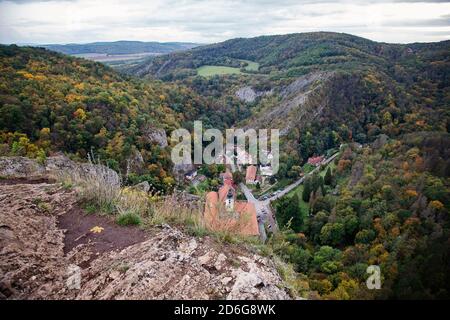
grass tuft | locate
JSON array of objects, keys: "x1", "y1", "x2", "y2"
[{"x1": 116, "y1": 211, "x2": 142, "y2": 226}]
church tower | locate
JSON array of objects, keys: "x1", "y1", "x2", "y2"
[{"x1": 225, "y1": 188, "x2": 234, "y2": 212}]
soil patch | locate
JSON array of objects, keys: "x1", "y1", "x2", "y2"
[
  {"x1": 57, "y1": 206, "x2": 149, "y2": 256},
  {"x1": 0, "y1": 177, "x2": 54, "y2": 185}
]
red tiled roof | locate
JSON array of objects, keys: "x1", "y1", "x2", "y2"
[
  {"x1": 204, "y1": 188, "x2": 259, "y2": 236},
  {"x1": 307, "y1": 156, "x2": 324, "y2": 165},
  {"x1": 245, "y1": 165, "x2": 257, "y2": 182}
]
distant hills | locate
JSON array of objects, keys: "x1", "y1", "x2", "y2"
[
  {"x1": 42, "y1": 40, "x2": 201, "y2": 55},
  {"x1": 128, "y1": 31, "x2": 450, "y2": 80},
  {"x1": 40, "y1": 40, "x2": 202, "y2": 68}
]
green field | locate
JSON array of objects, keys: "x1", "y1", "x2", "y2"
[
  {"x1": 196, "y1": 59, "x2": 259, "y2": 77},
  {"x1": 241, "y1": 59, "x2": 259, "y2": 71},
  {"x1": 197, "y1": 65, "x2": 242, "y2": 77}
]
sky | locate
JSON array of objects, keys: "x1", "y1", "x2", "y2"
[{"x1": 0, "y1": 0, "x2": 449, "y2": 45}]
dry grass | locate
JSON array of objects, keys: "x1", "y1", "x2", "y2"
[
  {"x1": 56, "y1": 167, "x2": 121, "y2": 214},
  {"x1": 56, "y1": 159, "x2": 258, "y2": 244},
  {"x1": 56, "y1": 166, "x2": 210, "y2": 235}
]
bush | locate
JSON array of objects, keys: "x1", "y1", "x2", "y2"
[{"x1": 116, "y1": 212, "x2": 142, "y2": 226}]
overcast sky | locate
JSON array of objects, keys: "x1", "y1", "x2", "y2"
[{"x1": 0, "y1": 0, "x2": 449, "y2": 44}]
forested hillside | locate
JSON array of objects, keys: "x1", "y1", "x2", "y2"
[
  {"x1": 43, "y1": 41, "x2": 199, "y2": 55},
  {"x1": 1, "y1": 32, "x2": 449, "y2": 299},
  {"x1": 129, "y1": 32, "x2": 450, "y2": 299},
  {"x1": 0, "y1": 45, "x2": 211, "y2": 192}
]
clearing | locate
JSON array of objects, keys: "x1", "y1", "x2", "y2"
[{"x1": 196, "y1": 59, "x2": 259, "y2": 77}]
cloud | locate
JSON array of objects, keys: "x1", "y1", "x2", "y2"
[{"x1": 0, "y1": 0, "x2": 449, "y2": 44}]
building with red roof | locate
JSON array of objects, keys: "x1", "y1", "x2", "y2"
[
  {"x1": 245, "y1": 165, "x2": 257, "y2": 185},
  {"x1": 204, "y1": 179, "x2": 259, "y2": 236},
  {"x1": 307, "y1": 156, "x2": 324, "y2": 167}
]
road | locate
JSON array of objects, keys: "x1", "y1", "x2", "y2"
[
  {"x1": 239, "y1": 183, "x2": 277, "y2": 235},
  {"x1": 262, "y1": 152, "x2": 339, "y2": 204},
  {"x1": 231, "y1": 152, "x2": 339, "y2": 238}
]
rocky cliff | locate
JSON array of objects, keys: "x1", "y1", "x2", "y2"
[{"x1": 0, "y1": 158, "x2": 291, "y2": 300}]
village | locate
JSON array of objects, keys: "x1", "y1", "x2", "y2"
[{"x1": 184, "y1": 145, "x2": 335, "y2": 241}]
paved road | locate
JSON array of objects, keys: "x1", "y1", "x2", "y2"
[
  {"x1": 261, "y1": 152, "x2": 339, "y2": 205},
  {"x1": 236, "y1": 152, "x2": 338, "y2": 237},
  {"x1": 240, "y1": 183, "x2": 277, "y2": 235}
]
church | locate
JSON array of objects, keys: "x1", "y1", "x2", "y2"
[{"x1": 204, "y1": 170, "x2": 259, "y2": 236}]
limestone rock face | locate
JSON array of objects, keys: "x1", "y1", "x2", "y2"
[
  {"x1": 142, "y1": 126, "x2": 168, "y2": 148},
  {"x1": 131, "y1": 181, "x2": 151, "y2": 193},
  {"x1": 127, "y1": 149, "x2": 145, "y2": 175},
  {"x1": 0, "y1": 155, "x2": 120, "y2": 187},
  {"x1": 172, "y1": 163, "x2": 195, "y2": 182},
  {"x1": 70, "y1": 226, "x2": 290, "y2": 300},
  {"x1": 235, "y1": 86, "x2": 272, "y2": 103},
  {"x1": 0, "y1": 156, "x2": 45, "y2": 179}
]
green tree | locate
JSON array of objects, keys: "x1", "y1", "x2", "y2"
[
  {"x1": 324, "y1": 167, "x2": 333, "y2": 185},
  {"x1": 320, "y1": 222, "x2": 345, "y2": 246},
  {"x1": 303, "y1": 178, "x2": 312, "y2": 202},
  {"x1": 275, "y1": 194, "x2": 304, "y2": 232},
  {"x1": 232, "y1": 170, "x2": 244, "y2": 184}
]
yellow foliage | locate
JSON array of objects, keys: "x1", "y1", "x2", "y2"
[
  {"x1": 40, "y1": 127, "x2": 50, "y2": 137},
  {"x1": 405, "y1": 189, "x2": 418, "y2": 197},
  {"x1": 430, "y1": 200, "x2": 444, "y2": 210},
  {"x1": 73, "y1": 108, "x2": 87, "y2": 120},
  {"x1": 21, "y1": 72, "x2": 34, "y2": 79},
  {"x1": 163, "y1": 176, "x2": 175, "y2": 186},
  {"x1": 66, "y1": 93, "x2": 84, "y2": 103},
  {"x1": 90, "y1": 226, "x2": 104, "y2": 233},
  {"x1": 34, "y1": 74, "x2": 47, "y2": 81},
  {"x1": 74, "y1": 83, "x2": 85, "y2": 91}
]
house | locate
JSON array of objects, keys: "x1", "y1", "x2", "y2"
[
  {"x1": 204, "y1": 184, "x2": 259, "y2": 236},
  {"x1": 307, "y1": 156, "x2": 324, "y2": 167},
  {"x1": 220, "y1": 168, "x2": 233, "y2": 186},
  {"x1": 245, "y1": 165, "x2": 257, "y2": 184},
  {"x1": 191, "y1": 174, "x2": 207, "y2": 187},
  {"x1": 185, "y1": 170, "x2": 197, "y2": 181},
  {"x1": 259, "y1": 165, "x2": 273, "y2": 176}
]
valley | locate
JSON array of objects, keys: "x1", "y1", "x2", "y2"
[{"x1": 0, "y1": 31, "x2": 449, "y2": 300}]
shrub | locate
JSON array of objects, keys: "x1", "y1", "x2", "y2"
[{"x1": 116, "y1": 212, "x2": 142, "y2": 226}]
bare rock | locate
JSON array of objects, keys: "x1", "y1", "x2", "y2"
[
  {"x1": 127, "y1": 149, "x2": 145, "y2": 175},
  {"x1": 235, "y1": 87, "x2": 272, "y2": 103},
  {"x1": 131, "y1": 181, "x2": 150, "y2": 193},
  {"x1": 0, "y1": 155, "x2": 120, "y2": 187},
  {"x1": 142, "y1": 126, "x2": 168, "y2": 148},
  {"x1": 0, "y1": 179, "x2": 292, "y2": 300}
]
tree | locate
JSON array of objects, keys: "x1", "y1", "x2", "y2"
[
  {"x1": 312, "y1": 246, "x2": 343, "y2": 274},
  {"x1": 320, "y1": 222, "x2": 345, "y2": 246},
  {"x1": 303, "y1": 178, "x2": 312, "y2": 202},
  {"x1": 275, "y1": 194, "x2": 304, "y2": 232},
  {"x1": 324, "y1": 167, "x2": 333, "y2": 185}
]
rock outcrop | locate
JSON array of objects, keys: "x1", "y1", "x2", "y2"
[
  {"x1": 235, "y1": 86, "x2": 272, "y2": 103},
  {"x1": 0, "y1": 178, "x2": 291, "y2": 300},
  {"x1": 142, "y1": 125, "x2": 168, "y2": 148},
  {"x1": 0, "y1": 155, "x2": 120, "y2": 187},
  {"x1": 243, "y1": 71, "x2": 334, "y2": 135}
]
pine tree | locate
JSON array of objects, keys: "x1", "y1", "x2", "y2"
[
  {"x1": 324, "y1": 167, "x2": 332, "y2": 185},
  {"x1": 303, "y1": 178, "x2": 311, "y2": 202}
]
